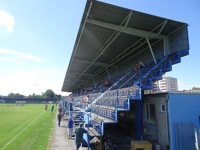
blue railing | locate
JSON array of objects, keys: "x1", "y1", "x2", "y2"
[{"x1": 77, "y1": 38, "x2": 189, "y2": 136}]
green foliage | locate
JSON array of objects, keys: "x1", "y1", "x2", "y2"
[
  {"x1": 43, "y1": 89, "x2": 55, "y2": 99},
  {"x1": 8, "y1": 93, "x2": 25, "y2": 98},
  {"x1": 192, "y1": 87, "x2": 200, "y2": 90},
  {"x1": 7, "y1": 89, "x2": 58, "y2": 99},
  {"x1": 0, "y1": 104, "x2": 56, "y2": 150},
  {"x1": 29, "y1": 93, "x2": 43, "y2": 99}
]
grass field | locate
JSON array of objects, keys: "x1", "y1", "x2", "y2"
[{"x1": 0, "y1": 104, "x2": 56, "y2": 150}]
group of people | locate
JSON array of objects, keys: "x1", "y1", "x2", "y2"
[
  {"x1": 77, "y1": 78, "x2": 112, "y2": 96},
  {"x1": 44, "y1": 104, "x2": 55, "y2": 113},
  {"x1": 54, "y1": 60, "x2": 145, "y2": 149},
  {"x1": 57, "y1": 111, "x2": 87, "y2": 150}
]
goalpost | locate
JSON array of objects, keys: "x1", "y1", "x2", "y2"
[{"x1": 16, "y1": 101, "x2": 26, "y2": 106}]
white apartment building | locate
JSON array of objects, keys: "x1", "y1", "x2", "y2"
[{"x1": 152, "y1": 76, "x2": 178, "y2": 93}]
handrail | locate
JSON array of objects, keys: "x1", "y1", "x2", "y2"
[
  {"x1": 90, "y1": 38, "x2": 187, "y2": 125},
  {"x1": 74, "y1": 38, "x2": 189, "y2": 135}
]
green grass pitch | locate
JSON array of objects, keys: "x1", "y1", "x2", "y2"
[{"x1": 0, "y1": 104, "x2": 56, "y2": 150}]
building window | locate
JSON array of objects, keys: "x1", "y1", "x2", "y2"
[
  {"x1": 145, "y1": 103, "x2": 156, "y2": 125},
  {"x1": 160, "y1": 104, "x2": 166, "y2": 113}
]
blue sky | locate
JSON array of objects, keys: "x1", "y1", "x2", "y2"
[{"x1": 0, "y1": 0, "x2": 199, "y2": 96}]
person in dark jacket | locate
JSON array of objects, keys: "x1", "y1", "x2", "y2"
[
  {"x1": 57, "y1": 111, "x2": 62, "y2": 127},
  {"x1": 51, "y1": 105, "x2": 54, "y2": 113},
  {"x1": 75, "y1": 123, "x2": 87, "y2": 150}
]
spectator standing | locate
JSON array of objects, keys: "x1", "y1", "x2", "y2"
[
  {"x1": 135, "y1": 60, "x2": 144, "y2": 71},
  {"x1": 135, "y1": 61, "x2": 140, "y2": 71},
  {"x1": 57, "y1": 111, "x2": 62, "y2": 127},
  {"x1": 51, "y1": 105, "x2": 54, "y2": 113},
  {"x1": 75, "y1": 123, "x2": 87, "y2": 150},
  {"x1": 82, "y1": 95, "x2": 89, "y2": 108},
  {"x1": 67, "y1": 118, "x2": 74, "y2": 139},
  {"x1": 139, "y1": 60, "x2": 144, "y2": 69},
  {"x1": 44, "y1": 104, "x2": 48, "y2": 110}
]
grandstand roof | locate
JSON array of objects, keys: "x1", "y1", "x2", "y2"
[{"x1": 62, "y1": 0, "x2": 188, "y2": 92}]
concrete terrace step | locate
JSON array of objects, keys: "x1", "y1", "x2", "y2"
[
  {"x1": 92, "y1": 103, "x2": 127, "y2": 112},
  {"x1": 90, "y1": 112, "x2": 116, "y2": 123},
  {"x1": 84, "y1": 127, "x2": 101, "y2": 137}
]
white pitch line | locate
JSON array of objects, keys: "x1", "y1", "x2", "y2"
[{"x1": 1, "y1": 112, "x2": 44, "y2": 150}]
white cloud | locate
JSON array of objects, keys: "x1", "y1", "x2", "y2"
[
  {"x1": 0, "y1": 66, "x2": 67, "y2": 96},
  {"x1": 15, "y1": 69, "x2": 53, "y2": 77},
  {"x1": 0, "y1": 10, "x2": 15, "y2": 32},
  {"x1": 0, "y1": 69, "x2": 68, "y2": 96},
  {"x1": 0, "y1": 56, "x2": 25, "y2": 64},
  {"x1": 0, "y1": 57, "x2": 11, "y2": 62},
  {"x1": 14, "y1": 51, "x2": 42, "y2": 62},
  {"x1": 0, "y1": 48, "x2": 42, "y2": 62},
  {"x1": 14, "y1": 60, "x2": 25, "y2": 64}
]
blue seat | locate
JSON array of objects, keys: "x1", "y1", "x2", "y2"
[
  {"x1": 163, "y1": 60, "x2": 172, "y2": 72},
  {"x1": 111, "y1": 111, "x2": 116, "y2": 120},
  {"x1": 123, "y1": 100, "x2": 128, "y2": 109},
  {"x1": 152, "y1": 69, "x2": 162, "y2": 81},
  {"x1": 141, "y1": 78, "x2": 152, "y2": 90},
  {"x1": 171, "y1": 53, "x2": 181, "y2": 64},
  {"x1": 180, "y1": 49, "x2": 189, "y2": 56}
]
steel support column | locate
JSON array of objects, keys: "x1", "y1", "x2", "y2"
[
  {"x1": 146, "y1": 37, "x2": 157, "y2": 64},
  {"x1": 135, "y1": 90, "x2": 144, "y2": 140}
]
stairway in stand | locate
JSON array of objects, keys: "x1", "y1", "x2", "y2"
[{"x1": 74, "y1": 38, "x2": 189, "y2": 149}]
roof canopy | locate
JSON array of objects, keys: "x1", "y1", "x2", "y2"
[{"x1": 62, "y1": 0, "x2": 187, "y2": 92}]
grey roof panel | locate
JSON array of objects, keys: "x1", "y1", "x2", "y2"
[{"x1": 62, "y1": 0, "x2": 188, "y2": 92}]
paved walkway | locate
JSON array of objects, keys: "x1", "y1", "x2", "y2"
[{"x1": 51, "y1": 119, "x2": 88, "y2": 150}]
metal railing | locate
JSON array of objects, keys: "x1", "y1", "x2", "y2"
[{"x1": 74, "y1": 38, "x2": 189, "y2": 136}]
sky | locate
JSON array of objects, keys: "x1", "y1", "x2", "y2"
[{"x1": 0, "y1": 0, "x2": 199, "y2": 96}]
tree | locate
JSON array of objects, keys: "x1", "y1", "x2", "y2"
[
  {"x1": 192, "y1": 87, "x2": 200, "y2": 90},
  {"x1": 54, "y1": 94, "x2": 61, "y2": 100},
  {"x1": 43, "y1": 89, "x2": 55, "y2": 99},
  {"x1": 8, "y1": 93, "x2": 14, "y2": 98},
  {"x1": 8, "y1": 93, "x2": 25, "y2": 98}
]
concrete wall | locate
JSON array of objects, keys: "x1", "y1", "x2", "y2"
[
  {"x1": 144, "y1": 92, "x2": 200, "y2": 150},
  {"x1": 144, "y1": 93, "x2": 169, "y2": 150}
]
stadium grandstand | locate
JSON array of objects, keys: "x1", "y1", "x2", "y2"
[{"x1": 61, "y1": 0, "x2": 189, "y2": 149}]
